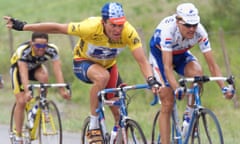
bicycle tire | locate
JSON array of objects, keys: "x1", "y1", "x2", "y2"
[
  {"x1": 81, "y1": 116, "x2": 90, "y2": 144},
  {"x1": 10, "y1": 102, "x2": 33, "y2": 144},
  {"x1": 189, "y1": 108, "x2": 224, "y2": 144},
  {"x1": 151, "y1": 110, "x2": 160, "y2": 144},
  {"x1": 120, "y1": 118, "x2": 147, "y2": 144},
  {"x1": 38, "y1": 100, "x2": 62, "y2": 144},
  {"x1": 81, "y1": 116, "x2": 108, "y2": 144},
  {"x1": 9, "y1": 103, "x2": 16, "y2": 144}
]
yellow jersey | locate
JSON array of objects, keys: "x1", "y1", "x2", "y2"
[{"x1": 68, "y1": 17, "x2": 142, "y2": 68}]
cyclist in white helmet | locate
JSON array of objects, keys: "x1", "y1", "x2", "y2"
[{"x1": 149, "y1": 3, "x2": 234, "y2": 144}]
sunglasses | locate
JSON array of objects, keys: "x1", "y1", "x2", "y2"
[
  {"x1": 179, "y1": 21, "x2": 198, "y2": 28},
  {"x1": 183, "y1": 23, "x2": 198, "y2": 28},
  {"x1": 34, "y1": 43, "x2": 47, "y2": 49}
]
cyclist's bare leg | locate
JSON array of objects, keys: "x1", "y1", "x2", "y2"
[
  {"x1": 109, "y1": 106, "x2": 120, "y2": 125},
  {"x1": 14, "y1": 92, "x2": 27, "y2": 137},
  {"x1": 159, "y1": 87, "x2": 174, "y2": 144},
  {"x1": 87, "y1": 64, "x2": 110, "y2": 120},
  {"x1": 33, "y1": 65, "x2": 49, "y2": 98},
  {"x1": 34, "y1": 65, "x2": 49, "y2": 83},
  {"x1": 184, "y1": 61, "x2": 203, "y2": 106}
]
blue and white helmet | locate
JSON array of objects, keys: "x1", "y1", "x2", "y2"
[
  {"x1": 176, "y1": 3, "x2": 200, "y2": 24},
  {"x1": 101, "y1": 2, "x2": 126, "y2": 25}
]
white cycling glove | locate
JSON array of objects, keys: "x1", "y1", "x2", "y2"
[
  {"x1": 221, "y1": 86, "x2": 235, "y2": 97},
  {"x1": 174, "y1": 87, "x2": 185, "y2": 100}
]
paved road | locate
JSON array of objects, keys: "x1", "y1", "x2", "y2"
[{"x1": 0, "y1": 124, "x2": 81, "y2": 144}]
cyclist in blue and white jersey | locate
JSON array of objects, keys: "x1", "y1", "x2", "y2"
[{"x1": 149, "y1": 3, "x2": 234, "y2": 144}]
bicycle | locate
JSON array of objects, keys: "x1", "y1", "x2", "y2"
[
  {"x1": 9, "y1": 83, "x2": 71, "y2": 144},
  {"x1": 151, "y1": 75, "x2": 235, "y2": 144},
  {"x1": 81, "y1": 84, "x2": 151, "y2": 144}
]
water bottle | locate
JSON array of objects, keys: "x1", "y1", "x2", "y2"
[
  {"x1": 110, "y1": 126, "x2": 118, "y2": 144},
  {"x1": 27, "y1": 104, "x2": 38, "y2": 128},
  {"x1": 182, "y1": 114, "x2": 190, "y2": 138}
]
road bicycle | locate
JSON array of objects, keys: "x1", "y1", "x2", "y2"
[
  {"x1": 81, "y1": 84, "x2": 151, "y2": 144},
  {"x1": 151, "y1": 76, "x2": 235, "y2": 144},
  {"x1": 9, "y1": 83, "x2": 71, "y2": 144}
]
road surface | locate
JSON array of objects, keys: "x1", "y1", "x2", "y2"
[{"x1": 0, "y1": 124, "x2": 81, "y2": 144}]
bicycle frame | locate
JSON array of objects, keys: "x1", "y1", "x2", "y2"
[
  {"x1": 27, "y1": 83, "x2": 71, "y2": 140},
  {"x1": 173, "y1": 76, "x2": 234, "y2": 144},
  {"x1": 97, "y1": 84, "x2": 149, "y2": 143},
  {"x1": 151, "y1": 75, "x2": 234, "y2": 144}
]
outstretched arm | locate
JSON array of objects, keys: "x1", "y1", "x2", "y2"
[{"x1": 3, "y1": 16, "x2": 68, "y2": 34}]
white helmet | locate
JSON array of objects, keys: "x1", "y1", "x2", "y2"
[{"x1": 176, "y1": 3, "x2": 200, "y2": 24}]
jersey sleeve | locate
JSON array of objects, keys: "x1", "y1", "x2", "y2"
[
  {"x1": 154, "y1": 16, "x2": 176, "y2": 52},
  {"x1": 11, "y1": 45, "x2": 29, "y2": 64},
  {"x1": 47, "y1": 43, "x2": 60, "y2": 60},
  {"x1": 67, "y1": 17, "x2": 101, "y2": 37},
  {"x1": 122, "y1": 22, "x2": 142, "y2": 51},
  {"x1": 197, "y1": 24, "x2": 211, "y2": 53}
]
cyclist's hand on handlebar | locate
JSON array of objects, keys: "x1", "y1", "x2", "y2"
[
  {"x1": 174, "y1": 87, "x2": 186, "y2": 100},
  {"x1": 222, "y1": 86, "x2": 235, "y2": 99},
  {"x1": 59, "y1": 88, "x2": 71, "y2": 100},
  {"x1": 147, "y1": 76, "x2": 162, "y2": 94}
]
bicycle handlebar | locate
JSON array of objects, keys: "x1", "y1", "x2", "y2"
[
  {"x1": 97, "y1": 84, "x2": 150, "y2": 96},
  {"x1": 97, "y1": 83, "x2": 161, "y2": 108},
  {"x1": 178, "y1": 75, "x2": 235, "y2": 87},
  {"x1": 96, "y1": 84, "x2": 151, "y2": 113},
  {"x1": 178, "y1": 75, "x2": 235, "y2": 96},
  {"x1": 28, "y1": 83, "x2": 72, "y2": 97}
]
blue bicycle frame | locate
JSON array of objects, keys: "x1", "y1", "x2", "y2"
[
  {"x1": 96, "y1": 84, "x2": 150, "y2": 142},
  {"x1": 151, "y1": 75, "x2": 234, "y2": 144}
]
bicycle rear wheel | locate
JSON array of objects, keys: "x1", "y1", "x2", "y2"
[
  {"x1": 38, "y1": 100, "x2": 62, "y2": 144},
  {"x1": 117, "y1": 118, "x2": 147, "y2": 144},
  {"x1": 190, "y1": 108, "x2": 224, "y2": 144},
  {"x1": 151, "y1": 110, "x2": 161, "y2": 144}
]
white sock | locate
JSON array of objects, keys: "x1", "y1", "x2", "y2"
[{"x1": 89, "y1": 115, "x2": 99, "y2": 130}]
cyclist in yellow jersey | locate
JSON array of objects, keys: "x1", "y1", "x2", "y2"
[
  {"x1": 9, "y1": 32, "x2": 71, "y2": 144},
  {"x1": 4, "y1": 2, "x2": 161, "y2": 143}
]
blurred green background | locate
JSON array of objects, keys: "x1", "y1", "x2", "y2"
[{"x1": 1, "y1": 0, "x2": 240, "y2": 142}]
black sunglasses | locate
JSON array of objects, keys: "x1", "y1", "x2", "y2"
[{"x1": 182, "y1": 23, "x2": 198, "y2": 28}]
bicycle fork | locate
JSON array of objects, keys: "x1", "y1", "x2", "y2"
[{"x1": 172, "y1": 101, "x2": 182, "y2": 144}]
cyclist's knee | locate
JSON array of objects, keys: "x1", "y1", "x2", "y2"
[
  {"x1": 159, "y1": 87, "x2": 174, "y2": 113},
  {"x1": 92, "y1": 72, "x2": 110, "y2": 87},
  {"x1": 15, "y1": 94, "x2": 27, "y2": 109}
]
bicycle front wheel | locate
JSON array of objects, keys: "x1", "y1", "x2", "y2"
[
  {"x1": 38, "y1": 100, "x2": 62, "y2": 144},
  {"x1": 9, "y1": 103, "x2": 32, "y2": 144},
  {"x1": 117, "y1": 119, "x2": 147, "y2": 144},
  {"x1": 190, "y1": 108, "x2": 224, "y2": 144},
  {"x1": 81, "y1": 116, "x2": 90, "y2": 144},
  {"x1": 151, "y1": 110, "x2": 160, "y2": 144},
  {"x1": 81, "y1": 116, "x2": 108, "y2": 144}
]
